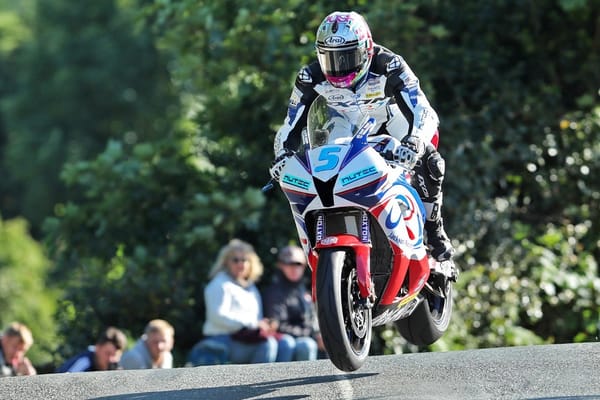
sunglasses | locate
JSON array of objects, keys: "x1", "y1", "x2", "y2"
[
  {"x1": 230, "y1": 257, "x2": 249, "y2": 264},
  {"x1": 282, "y1": 262, "x2": 305, "y2": 267}
]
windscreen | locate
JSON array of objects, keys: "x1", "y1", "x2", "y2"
[{"x1": 306, "y1": 96, "x2": 361, "y2": 149}]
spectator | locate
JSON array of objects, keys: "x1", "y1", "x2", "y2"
[
  {"x1": 200, "y1": 238, "x2": 278, "y2": 364},
  {"x1": 57, "y1": 327, "x2": 126, "y2": 372},
  {"x1": 262, "y1": 245, "x2": 323, "y2": 361},
  {"x1": 120, "y1": 319, "x2": 174, "y2": 369},
  {"x1": 0, "y1": 322, "x2": 36, "y2": 377}
]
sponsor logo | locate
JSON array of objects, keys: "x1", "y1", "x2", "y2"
[
  {"x1": 289, "y1": 88, "x2": 301, "y2": 107},
  {"x1": 365, "y1": 91, "x2": 383, "y2": 99},
  {"x1": 361, "y1": 212, "x2": 370, "y2": 243},
  {"x1": 417, "y1": 175, "x2": 429, "y2": 198},
  {"x1": 324, "y1": 36, "x2": 346, "y2": 46},
  {"x1": 367, "y1": 77, "x2": 382, "y2": 87},
  {"x1": 282, "y1": 174, "x2": 311, "y2": 190},
  {"x1": 326, "y1": 14, "x2": 351, "y2": 23},
  {"x1": 388, "y1": 231, "x2": 412, "y2": 247},
  {"x1": 341, "y1": 166, "x2": 377, "y2": 186},
  {"x1": 385, "y1": 204, "x2": 402, "y2": 229},
  {"x1": 321, "y1": 236, "x2": 338, "y2": 245},
  {"x1": 416, "y1": 109, "x2": 430, "y2": 129},
  {"x1": 388, "y1": 231, "x2": 401, "y2": 243},
  {"x1": 316, "y1": 215, "x2": 325, "y2": 241},
  {"x1": 327, "y1": 94, "x2": 345, "y2": 102}
]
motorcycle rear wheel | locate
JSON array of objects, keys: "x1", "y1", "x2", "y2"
[
  {"x1": 395, "y1": 278, "x2": 453, "y2": 346},
  {"x1": 316, "y1": 248, "x2": 372, "y2": 372}
]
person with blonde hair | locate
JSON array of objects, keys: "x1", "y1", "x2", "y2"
[
  {"x1": 199, "y1": 238, "x2": 278, "y2": 364},
  {"x1": 120, "y1": 319, "x2": 175, "y2": 369},
  {"x1": 0, "y1": 322, "x2": 36, "y2": 377}
]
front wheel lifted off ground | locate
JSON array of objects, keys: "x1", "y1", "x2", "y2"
[{"x1": 316, "y1": 248, "x2": 372, "y2": 372}]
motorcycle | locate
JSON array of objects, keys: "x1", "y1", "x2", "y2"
[{"x1": 265, "y1": 95, "x2": 458, "y2": 372}]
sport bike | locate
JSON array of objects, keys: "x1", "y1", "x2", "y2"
[{"x1": 266, "y1": 95, "x2": 457, "y2": 371}]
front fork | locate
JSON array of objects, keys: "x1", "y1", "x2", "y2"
[{"x1": 310, "y1": 211, "x2": 374, "y2": 303}]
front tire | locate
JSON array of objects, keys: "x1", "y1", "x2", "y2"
[
  {"x1": 395, "y1": 280, "x2": 453, "y2": 346},
  {"x1": 316, "y1": 248, "x2": 372, "y2": 371}
]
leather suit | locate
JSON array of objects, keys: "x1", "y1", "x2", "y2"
[{"x1": 274, "y1": 44, "x2": 454, "y2": 261}]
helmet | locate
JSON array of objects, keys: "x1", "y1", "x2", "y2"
[{"x1": 315, "y1": 11, "x2": 374, "y2": 89}]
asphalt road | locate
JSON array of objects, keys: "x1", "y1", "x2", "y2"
[{"x1": 1, "y1": 342, "x2": 599, "y2": 400}]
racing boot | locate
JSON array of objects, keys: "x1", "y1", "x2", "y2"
[
  {"x1": 411, "y1": 145, "x2": 455, "y2": 261},
  {"x1": 424, "y1": 217, "x2": 455, "y2": 261}
]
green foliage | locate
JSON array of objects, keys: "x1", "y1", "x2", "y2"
[
  {"x1": 0, "y1": 9, "x2": 31, "y2": 53},
  {"x1": 44, "y1": 135, "x2": 265, "y2": 363},
  {"x1": 144, "y1": 0, "x2": 327, "y2": 258},
  {"x1": 1, "y1": 0, "x2": 599, "y2": 367},
  {"x1": 1, "y1": 0, "x2": 180, "y2": 233},
  {"x1": 0, "y1": 216, "x2": 60, "y2": 367}
]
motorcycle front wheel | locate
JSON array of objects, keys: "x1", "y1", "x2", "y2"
[{"x1": 316, "y1": 248, "x2": 372, "y2": 372}]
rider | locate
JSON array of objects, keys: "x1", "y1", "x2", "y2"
[{"x1": 269, "y1": 11, "x2": 454, "y2": 261}]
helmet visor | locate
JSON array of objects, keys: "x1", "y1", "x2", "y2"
[{"x1": 317, "y1": 47, "x2": 364, "y2": 78}]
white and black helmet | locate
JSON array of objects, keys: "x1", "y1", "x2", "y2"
[{"x1": 315, "y1": 11, "x2": 374, "y2": 89}]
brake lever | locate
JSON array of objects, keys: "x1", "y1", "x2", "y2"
[{"x1": 262, "y1": 179, "x2": 275, "y2": 193}]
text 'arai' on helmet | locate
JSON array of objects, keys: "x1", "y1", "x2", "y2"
[{"x1": 315, "y1": 11, "x2": 374, "y2": 89}]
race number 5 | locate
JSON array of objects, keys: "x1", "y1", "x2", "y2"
[{"x1": 314, "y1": 147, "x2": 341, "y2": 172}]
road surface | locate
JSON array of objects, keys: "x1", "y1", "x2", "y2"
[{"x1": 1, "y1": 342, "x2": 599, "y2": 399}]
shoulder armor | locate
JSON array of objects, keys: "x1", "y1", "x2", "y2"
[
  {"x1": 386, "y1": 55, "x2": 404, "y2": 74},
  {"x1": 371, "y1": 45, "x2": 404, "y2": 75},
  {"x1": 297, "y1": 61, "x2": 325, "y2": 85},
  {"x1": 298, "y1": 66, "x2": 313, "y2": 84}
]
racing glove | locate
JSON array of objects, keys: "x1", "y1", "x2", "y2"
[
  {"x1": 381, "y1": 136, "x2": 422, "y2": 170},
  {"x1": 398, "y1": 135, "x2": 425, "y2": 170},
  {"x1": 269, "y1": 150, "x2": 294, "y2": 181}
]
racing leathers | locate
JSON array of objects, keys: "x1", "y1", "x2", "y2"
[{"x1": 273, "y1": 44, "x2": 454, "y2": 261}]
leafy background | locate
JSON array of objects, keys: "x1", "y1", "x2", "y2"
[{"x1": 0, "y1": 0, "x2": 598, "y2": 370}]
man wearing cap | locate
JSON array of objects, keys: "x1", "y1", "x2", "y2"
[{"x1": 262, "y1": 245, "x2": 323, "y2": 361}]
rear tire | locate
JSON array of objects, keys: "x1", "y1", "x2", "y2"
[
  {"x1": 316, "y1": 248, "x2": 372, "y2": 371},
  {"x1": 395, "y1": 281, "x2": 453, "y2": 346}
]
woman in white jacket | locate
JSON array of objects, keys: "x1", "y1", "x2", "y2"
[{"x1": 201, "y1": 239, "x2": 278, "y2": 364}]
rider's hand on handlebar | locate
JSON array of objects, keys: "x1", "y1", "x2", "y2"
[
  {"x1": 400, "y1": 135, "x2": 425, "y2": 157},
  {"x1": 396, "y1": 135, "x2": 424, "y2": 170},
  {"x1": 381, "y1": 136, "x2": 422, "y2": 170}
]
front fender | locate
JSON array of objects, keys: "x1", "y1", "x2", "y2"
[{"x1": 313, "y1": 234, "x2": 372, "y2": 300}]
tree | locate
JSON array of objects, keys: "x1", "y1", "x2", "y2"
[
  {"x1": 5, "y1": 0, "x2": 599, "y2": 366},
  {"x1": 1, "y1": 0, "x2": 179, "y2": 235},
  {"x1": 145, "y1": 0, "x2": 600, "y2": 351},
  {"x1": 45, "y1": 136, "x2": 266, "y2": 362},
  {"x1": 143, "y1": 0, "x2": 326, "y2": 260},
  {"x1": 0, "y1": 216, "x2": 59, "y2": 370}
]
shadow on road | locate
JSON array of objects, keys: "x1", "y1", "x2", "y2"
[{"x1": 90, "y1": 372, "x2": 378, "y2": 400}]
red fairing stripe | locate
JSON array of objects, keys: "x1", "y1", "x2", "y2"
[{"x1": 315, "y1": 234, "x2": 372, "y2": 299}]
